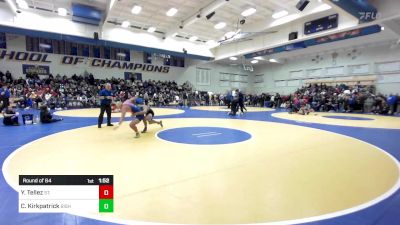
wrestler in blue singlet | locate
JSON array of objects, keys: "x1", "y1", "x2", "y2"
[{"x1": 131, "y1": 98, "x2": 146, "y2": 121}]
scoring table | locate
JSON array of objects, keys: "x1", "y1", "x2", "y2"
[{"x1": 18, "y1": 175, "x2": 113, "y2": 213}]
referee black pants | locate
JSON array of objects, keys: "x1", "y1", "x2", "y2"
[
  {"x1": 98, "y1": 104, "x2": 112, "y2": 126},
  {"x1": 239, "y1": 101, "x2": 246, "y2": 113}
]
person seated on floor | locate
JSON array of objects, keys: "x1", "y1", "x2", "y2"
[
  {"x1": 288, "y1": 98, "x2": 301, "y2": 114},
  {"x1": 2, "y1": 105, "x2": 20, "y2": 126},
  {"x1": 39, "y1": 105, "x2": 63, "y2": 124},
  {"x1": 298, "y1": 103, "x2": 314, "y2": 115}
]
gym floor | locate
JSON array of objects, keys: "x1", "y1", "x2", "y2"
[{"x1": 0, "y1": 106, "x2": 400, "y2": 225}]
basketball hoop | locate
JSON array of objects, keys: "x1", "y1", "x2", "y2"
[{"x1": 243, "y1": 64, "x2": 253, "y2": 72}]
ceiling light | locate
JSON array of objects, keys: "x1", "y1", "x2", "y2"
[
  {"x1": 269, "y1": 59, "x2": 278, "y2": 63},
  {"x1": 117, "y1": 53, "x2": 127, "y2": 57},
  {"x1": 272, "y1": 10, "x2": 289, "y2": 19},
  {"x1": 254, "y1": 56, "x2": 264, "y2": 60},
  {"x1": 147, "y1": 27, "x2": 156, "y2": 33},
  {"x1": 206, "y1": 40, "x2": 216, "y2": 45},
  {"x1": 166, "y1": 8, "x2": 178, "y2": 17},
  {"x1": 16, "y1": 0, "x2": 28, "y2": 9},
  {"x1": 311, "y1": 4, "x2": 331, "y2": 13},
  {"x1": 57, "y1": 7, "x2": 67, "y2": 16},
  {"x1": 251, "y1": 60, "x2": 259, "y2": 64},
  {"x1": 381, "y1": 26, "x2": 385, "y2": 31},
  {"x1": 224, "y1": 31, "x2": 236, "y2": 39},
  {"x1": 189, "y1": 36, "x2": 198, "y2": 41},
  {"x1": 271, "y1": 14, "x2": 300, "y2": 27},
  {"x1": 109, "y1": 0, "x2": 116, "y2": 10},
  {"x1": 241, "y1": 8, "x2": 256, "y2": 17},
  {"x1": 121, "y1": 21, "x2": 130, "y2": 28},
  {"x1": 206, "y1": 40, "x2": 220, "y2": 48},
  {"x1": 214, "y1": 22, "x2": 226, "y2": 29},
  {"x1": 131, "y1": 5, "x2": 142, "y2": 14},
  {"x1": 229, "y1": 56, "x2": 238, "y2": 61}
]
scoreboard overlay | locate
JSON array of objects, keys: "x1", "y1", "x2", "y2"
[{"x1": 18, "y1": 175, "x2": 113, "y2": 213}]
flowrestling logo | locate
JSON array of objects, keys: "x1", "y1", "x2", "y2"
[
  {"x1": 0, "y1": 50, "x2": 170, "y2": 73},
  {"x1": 359, "y1": 12, "x2": 381, "y2": 21}
]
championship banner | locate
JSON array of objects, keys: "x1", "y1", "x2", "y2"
[
  {"x1": 0, "y1": 50, "x2": 171, "y2": 74},
  {"x1": 22, "y1": 64, "x2": 50, "y2": 75}
]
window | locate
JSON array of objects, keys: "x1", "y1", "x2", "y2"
[
  {"x1": 121, "y1": 49, "x2": 130, "y2": 61},
  {"x1": 115, "y1": 48, "x2": 131, "y2": 61},
  {"x1": 21, "y1": 36, "x2": 132, "y2": 63},
  {"x1": 177, "y1": 57, "x2": 185, "y2": 67},
  {"x1": 103, "y1": 46, "x2": 111, "y2": 59},
  {"x1": 164, "y1": 57, "x2": 171, "y2": 66},
  {"x1": 92, "y1": 45, "x2": 101, "y2": 58},
  {"x1": 143, "y1": 52, "x2": 152, "y2": 64},
  {"x1": 196, "y1": 68, "x2": 211, "y2": 86},
  {"x1": 26, "y1": 36, "x2": 65, "y2": 54},
  {"x1": 78, "y1": 44, "x2": 90, "y2": 57},
  {"x1": 53, "y1": 40, "x2": 65, "y2": 54},
  {"x1": 39, "y1": 38, "x2": 53, "y2": 53},
  {"x1": 112, "y1": 48, "x2": 130, "y2": 61},
  {"x1": 172, "y1": 57, "x2": 178, "y2": 67},
  {"x1": 26, "y1": 36, "x2": 39, "y2": 52},
  {"x1": 65, "y1": 41, "x2": 78, "y2": 56},
  {"x1": 165, "y1": 55, "x2": 185, "y2": 67},
  {"x1": 0, "y1": 33, "x2": 6, "y2": 49}
]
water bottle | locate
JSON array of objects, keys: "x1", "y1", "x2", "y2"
[{"x1": 34, "y1": 115, "x2": 39, "y2": 124}]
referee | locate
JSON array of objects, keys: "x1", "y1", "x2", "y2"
[{"x1": 98, "y1": 83, "x2": 113, "y2": 128}]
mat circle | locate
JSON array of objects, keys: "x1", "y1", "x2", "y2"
[{"x1": 157, "y1": 127, "x2": 251, "y2": 145}]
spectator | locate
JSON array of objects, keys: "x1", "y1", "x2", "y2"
[
  {"x1": 40, "y1": 105, "x2": 63, "y2": 123},
  {"x1": 2, "y1": 105, "x2": 19, "y2": 126},
  {"x1": 5, "y1": 70, "x2": 13, "y2": 83},
  {"x1": 1, "y1": 70, "x2": 397, "y2": 116},
  {"x1": 143, "y1": 92, "x2": 149, "y2": 105},
  {"x1": 397, "y1": 94, "x2": 400, "y2": 115},
  {"x1": 183, "y1": 92, "x2": 188, "y2": 106},
  {"x1": 0, "y1": 71, "x2": 4, "y2": 82},
  {"x1": 275, "y1": 83, "x2": 399, "y2": 115},
  {"x1": 0, "y1": 84, "x2": 11, "y2": 111},
  {"x1": 387, "y1": 94, "x2": 398, "y2": 115}
]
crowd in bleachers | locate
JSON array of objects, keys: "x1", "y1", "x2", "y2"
[
  {"x1": 251, "y1": 83, "x2": 399, "y2": 115},
  {"x1": 0, "y1": 71, "x2": 250, "y2": 111},
  {"x1": 1, "y1": 71, "x2": 399, "y2": 121},
  {"x1": 0, "y1": 71, "x2": 196, "y2": 111}
]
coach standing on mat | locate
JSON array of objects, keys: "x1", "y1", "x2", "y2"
[{"x1": 98, "y1": 83, "x2": 114, "y2": 128}]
